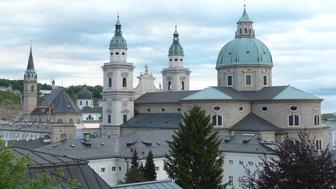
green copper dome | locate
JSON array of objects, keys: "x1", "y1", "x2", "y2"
[
  {"x1": 109, "y1": 16, "x2": 127, "y2": 49},
  {"x1": 216, "y1": 8, "x2": 272, "y2": 66},
  {"x1": 110, "y1": 35, "x2": 127, "y2": 49},
  {"x1": 168, "y1": 28, "x2": 184, "y2": 56},
  {"x1": 216, "y1": 38, "x2": 272, "y2": 66}
]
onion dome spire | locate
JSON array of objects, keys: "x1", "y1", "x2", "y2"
[
  {"x1": 109, "y1": 13, "x2": 127, "y2": 49},
  {"x1": 168, "y1": 24, "x2": 184, "y2": 56}
]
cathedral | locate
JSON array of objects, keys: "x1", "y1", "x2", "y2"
[
  {"x1": 100, "y1": 7, "x2": 328, "y2": 148},
  {"x1": 21, "y1": 7, "x2": 328, "y2": 148}
]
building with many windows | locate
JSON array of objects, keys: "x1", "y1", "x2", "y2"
[{"x1": 100, "y1": 7, "x2": 328, "y2": 150}]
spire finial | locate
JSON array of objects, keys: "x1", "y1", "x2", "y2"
[
  {"x1": 175, "y1": 22, "x2": 177, "y2": 32},
  {"x1": 244, "y1": 0, "x2": 246, "y2": 9}
]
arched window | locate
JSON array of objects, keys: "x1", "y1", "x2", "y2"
[
  {"x1": 123, "y1": 115, "x2": 127, "y2": 124},
  {"x1": 263, "y1": 75, "x2": 268, "y2": 86},
  {"x1": 122, "y1": 78, "x2": 127, "y2": 87},
  {"x1": 69, "y1": 118, "x2": 74, "y2": 123},
  {"x1": 314, "y1": 115, "x2": 320, "y2": 126},
  {"x1": 239, "y1": 28, "x2": 242, "y2": 34},
  {"x1": 227, "y1": 75, "x2": 233, "y2": 86},
  {"x1": 57, "y1": 118, "x2": 63, "y2": 123},
  {"x1": 244, "y1": 28, "x2": 248, "y2": 33},
  {"x1": 86, "y1": 101, "x2": 88, "y2": 106},
  {"x1": 108, "y1": 115, "x2": 111, "y2": 123},
  {"x1": 80, "y1": 101, "x2": 82, "y2": 106},
  {"x1": 289, "y1": 115, "x2": 300, "y2": 126},
  {"x1": 212, "y1": 115, "x2": 223, "y2": 126},
  {"x1": 168, "y1": 81, "x2": 172, "y2": 90},
  {"x1": 31, "y1": 85, "x2": 34, "y2": 92},
  {"x1": 108, "y1": 78, "x2": 112, "y2": 87},
  {"x1": 181, "y1": 81, "x2": 185, "y2": 90}
]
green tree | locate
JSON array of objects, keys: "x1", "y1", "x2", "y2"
[
  {"x1": 164, "y1": 106, "x2": 224, "y2": 189},
  {"x1": 240, "y1": 130, "x2": 336, "y2": 189},
  {"x1": 144, "y1": 150, "x2": 156, "y2": 181},
  {"x1": 0, "y1": 140, "x2": 79, "y2": 189},
  {"x1": 125, "y1": 150, "x2": 146, "y2": 183}
]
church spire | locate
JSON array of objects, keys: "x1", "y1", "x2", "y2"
[
  {"x1": 168, "y1": 24, "x2": 184, "y2": 56},
  {"x1": 114, "y1": 13, "x2": 122, "y2": 36},
  {"x1": 26, "y1": 46, "x2": 35, "y2": 72}
]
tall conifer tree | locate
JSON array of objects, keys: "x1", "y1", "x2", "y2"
[
  {"x1": 164, "y1": 106, "x2": 224, "y2": 189},
  {"x1": 144, "y1": 150, "x2": 156, "y2": 181}
]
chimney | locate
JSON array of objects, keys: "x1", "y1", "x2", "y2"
[
  {"x1": 81, "y1": 133, "x2": 92, "y2": 146},
  {"x1": 83, "y1": 133, "x2": 90, "y2": 142}
]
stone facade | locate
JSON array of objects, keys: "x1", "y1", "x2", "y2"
[{"x1": 217, "y1": 65, "x2": 272, "y2": 91}]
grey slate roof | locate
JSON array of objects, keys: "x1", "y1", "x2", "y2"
[
  {"x1": 122, "y1": 113, "x2": 181, "y2": 129},
  {"x1": 35, "y1": 130, "x2": 275, "y2": 160},
  {"x1": 36, "y1": 130, "x2": 174, "y2": 160},
  {"x1": 230, "y1": 113, "x2": 283, "y2": 132},
  {"x1": 10, "y1": 138, "x2": 51, "y2": 149},
  {"x1": 0, "y1": 122, "x2": 52, "y2": 133},
  {"x1": 135, "y1": 90, "x2": 199, "y2": 104},
  {"x1": 81, "y1": 106, "x2": 102, "y2": 114},
  {"x1": 77, "y1": 87, "x2": 93, "y2": 99},
  {"x1": 111, "y1": 180, "x2": 182, "y2": 189},
  {"x1": 32, "y1": 88, "x2": 80, "y2": 114},
  {"x1": 11, "y1": 147, "x2": 111, "y2": 189},
  {"x1": 219, "y1": 135, "x2": 275, "y2": 155}
]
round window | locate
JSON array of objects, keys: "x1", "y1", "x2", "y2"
[
  {"x1": 213, "y1": 106, "x2": 221, "y2": 111},
  {"x1": 147, "y1": 108, "x2": 150, "y2": 112},
  {"x1": 290, "y1": 106, "x2": 298, "y2": 111},
  {"x1": 177, "y1": 108, "x2": 181, "y2": 112},
  {"x1": 262, "y1": 106, "x2": 268, "y2": 112},
  {"x1": 161, "y1": 108, "x2": 165, "y2": 112},
  {"x1": 239, "y1": 106, "x2": 244, "y2": 112}
]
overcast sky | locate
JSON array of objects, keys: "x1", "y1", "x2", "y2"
[{"x1": 0, "y1": 0, "x2": 336, "y2": 113}]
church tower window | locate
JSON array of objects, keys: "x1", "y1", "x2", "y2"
[
  {"x1": 168, "y1": 81, "x2": 172, "y2": 90},
  {"x1": 245, "y1": 74, "x2": 252, "y2": 86},
  {"x1": 123, "y1": 115, "x2": 127, "y2": 124},
  {"x1": 31, "y1": 85, "x2": 34, "y2": 92},
  {"x1": 122, "y1": 78, "x2": 127, "y2": 87},
  {"x1": 108, "y1": 78, "x2": 112, "y2": 87},
  {"x1": 227, "y1": 75, "x2": 233, "y2": 86},
  {"x1": 263, "y1": 75, "x2": 268, "y2": 86},
  {"x1": 314, "y1": 115, "x2": 320, "y2": 126},
  {"x1": 108, "y1": 115, "x2": 111, "y2": 123},
  {"x1": 181, "y1": 81, "x2": 185, "y2": 90}
]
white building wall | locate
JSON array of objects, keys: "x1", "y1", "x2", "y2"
[{"x1": 0, "y1": 130, "x2": 48, "y2": 141}]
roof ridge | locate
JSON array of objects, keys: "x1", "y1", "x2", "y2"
[{"x1": 112, "y1": 180, "x2": 173, "y2": 187}]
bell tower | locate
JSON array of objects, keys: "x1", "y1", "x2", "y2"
[
  {"x1": 101, "y1": 15, "x2": 135, "y2": 138},
  {"x1": 162, "y1": 25, "x2": 191, "y2": 91},
  {"x1": 23, "y1": 46, "x2": 37, "y2": 120}
]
